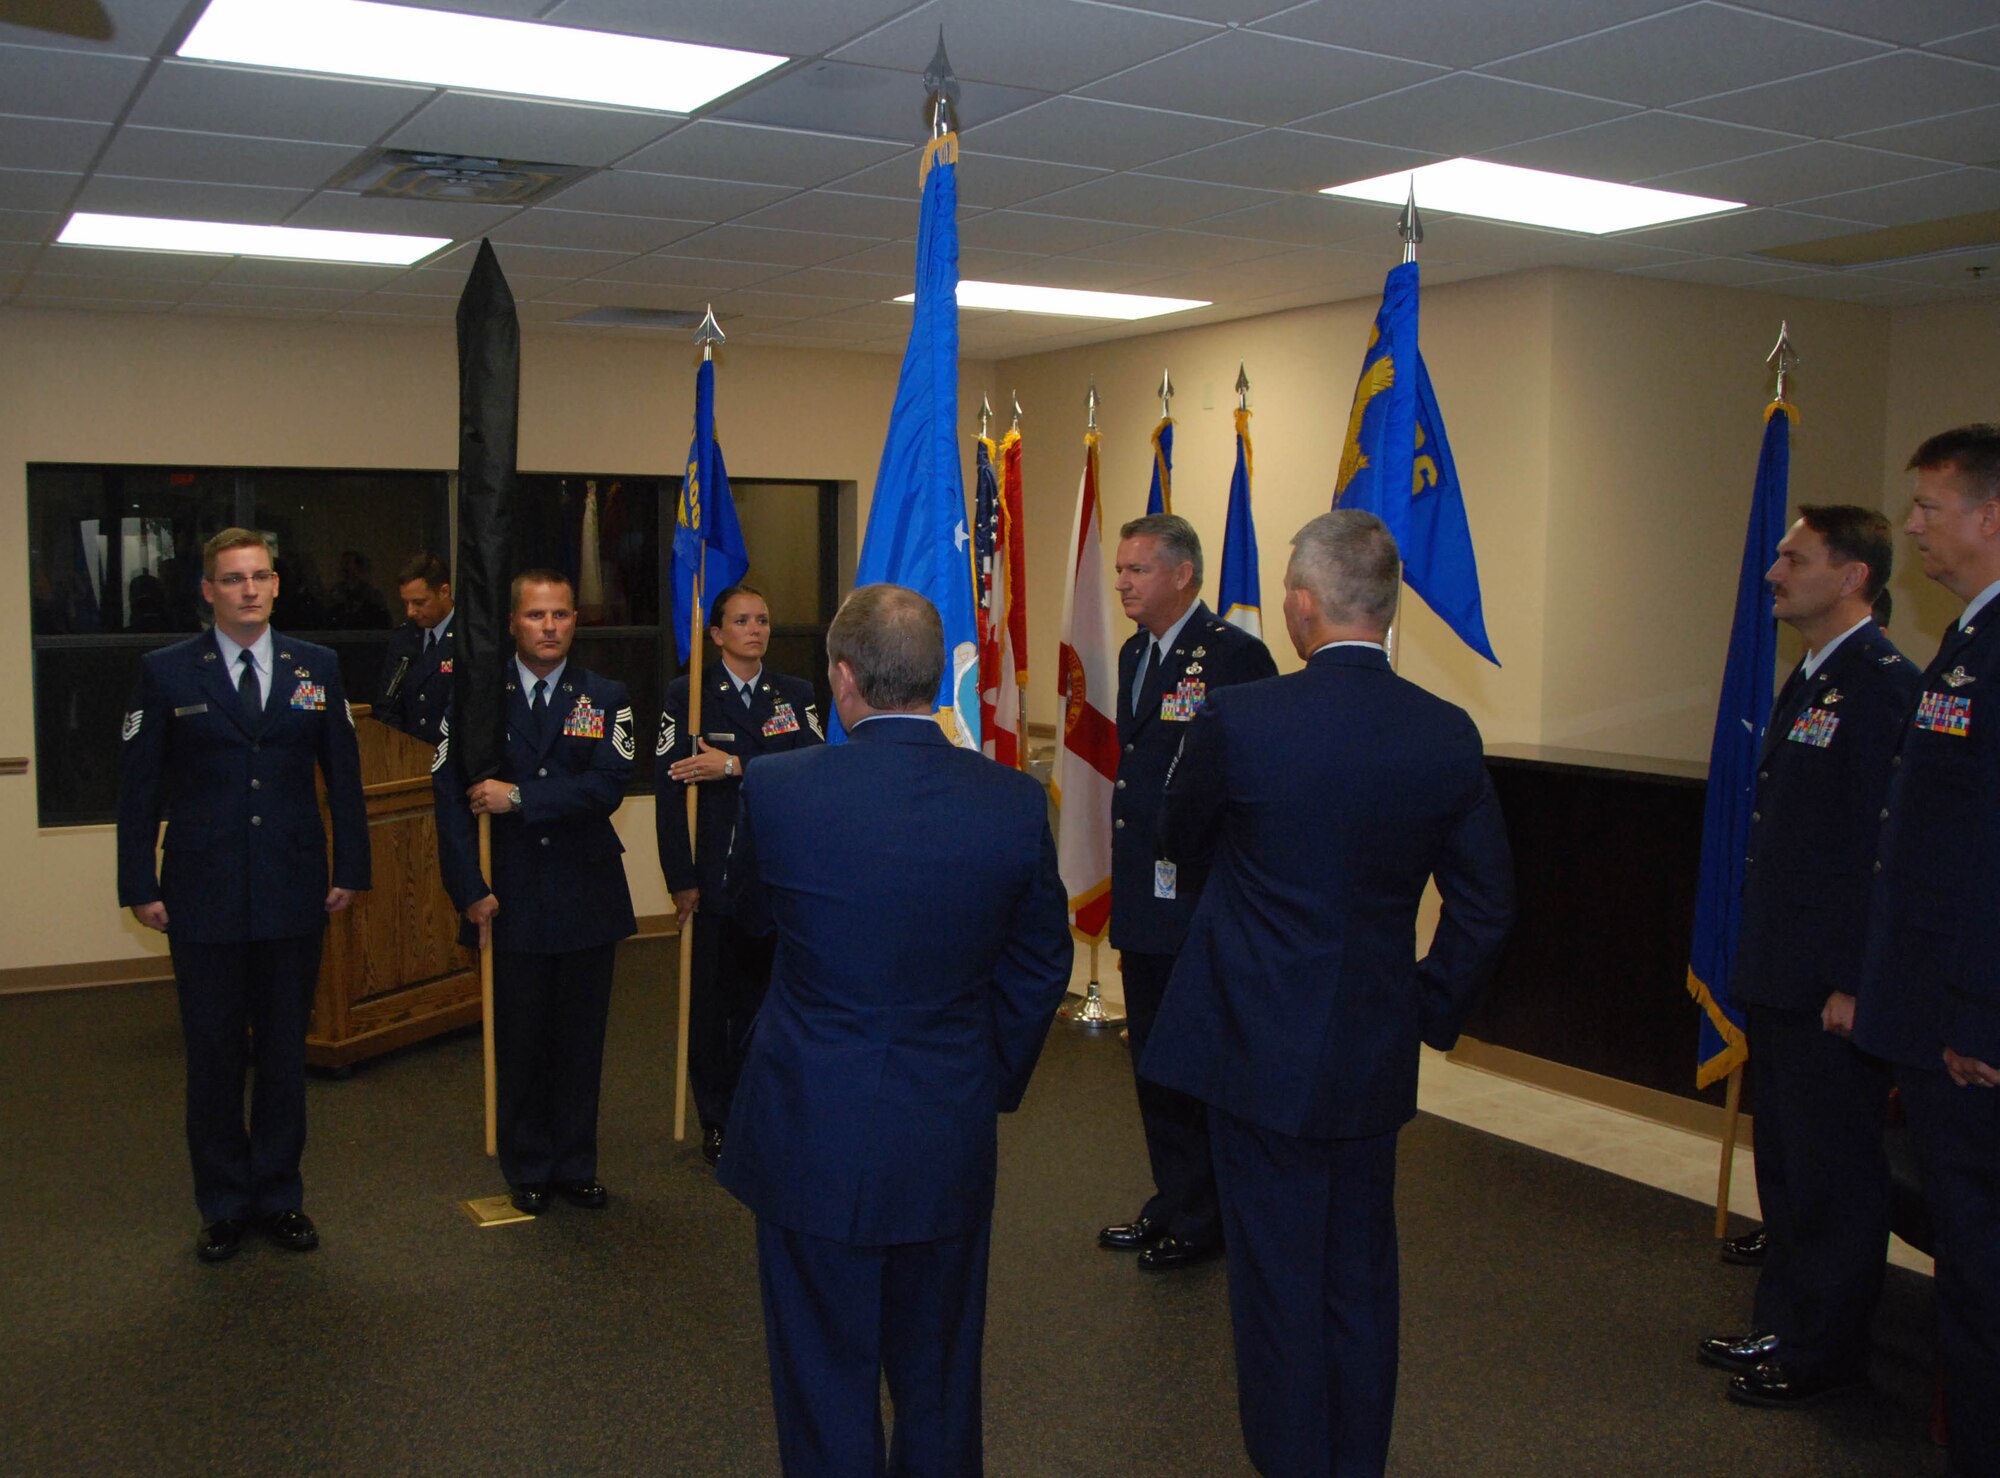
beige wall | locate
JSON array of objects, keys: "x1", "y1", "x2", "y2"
[{"x1": 0, "y1": 305, "x2": 992, "y2": 969}]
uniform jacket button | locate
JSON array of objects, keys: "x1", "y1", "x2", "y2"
[
  {"x1": 540, "y1": 836, "x2": 551, "y2": 847},
  {"x1": 1114, "y1": 819, "x2": 1125, "y2": 830},
  {"x1": 1115, "y1": 778, "x2": 1126, "y2": 790},
  {"x1": 250, "y1": 778, "x2": 261, "y2": 790},
  {"x1": 1750, "y1": 811, "x2": 1759, "y2": 822},
  {"x1": 1880, "y1": 808, "x2": 1890, "y2": 820},
  {"x1": 250, "y1": 815, "x2": 262, "y2": 826},
  {"x1": 1873, "y1": 860, "x2": 1882, "y2": 873},
  {"x1": 537, "y1": 767, "x2": 548, "y2": 777}
]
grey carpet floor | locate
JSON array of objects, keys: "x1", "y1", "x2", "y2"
[{"x1": 0, "y1": 939, "x2": 1944, "y2": 1476}]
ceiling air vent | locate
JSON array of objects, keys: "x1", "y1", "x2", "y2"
[
  {"x1": 331, "y1": 150, "x2": 588, "y2": 206},
  {"x1": 564, "y1": 307, "x2": 714, "y2": 330}
]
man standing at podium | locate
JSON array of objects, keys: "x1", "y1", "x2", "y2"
[
  {"x1": 117, "y1": 527, "x2": 370, "y2": 1263},
  {"x1": 434, "y1": 569, "x2": 636, "y2": 1217},
  {"x1": 374, "y1": 553, "x2": 455, "y2": 745}
]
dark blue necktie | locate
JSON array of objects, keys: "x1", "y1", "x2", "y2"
[
  {"x1": 531, "y1": 678, "x2": 548, "y2": 739},
  {"x1": 237, "y1": 649, "x2": 261, "y2": 724}
]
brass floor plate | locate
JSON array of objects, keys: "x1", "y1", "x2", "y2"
[{"x1": 461, "y1": 1194, "x2": 535, "y2": 1226}]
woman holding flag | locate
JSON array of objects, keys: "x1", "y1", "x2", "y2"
[{"x1": 655, "y1": 585, "x2": 823, "y2": 1166}]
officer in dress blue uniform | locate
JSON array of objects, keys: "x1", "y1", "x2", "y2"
[
  {"x1": 654, "y1": 584, "x2": 823, "y2": 1165},
  {"x1": 433, "y1": 569, "x2": 637, "y2": 1216},
  {"x1": 1098, "y1": 513, "x2": 1276, "y2": 1272},
  {"x1": 116, "y1": 528, "x2": 370, "y2": 1264},
  {"x1": 1697, "y1": 506, "x2": 1919, "y2": 1407},
  {"x1": 373, "y1": 552, "x2": 455, "y2": 745},
  {"x1": 1856, "y1": 426, "x2": 2000, "y2": 1478}
]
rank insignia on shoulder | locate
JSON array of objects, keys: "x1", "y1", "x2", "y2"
[
  {"x1": 1821, "y1": 688, "x2": 1842, "y2": 705},
  {"x1": 656, "y1": 717, "x2": 676, "y2": 757},
  {"x1": 201, "y1": 651, "x2": 217, "y2": 663},
  {"x1": 122, "y1": 710, "x2": 143, "y2": 741},
  {"x1": 1944, "y1": 666, "x2": 1975, "y2": 688}
]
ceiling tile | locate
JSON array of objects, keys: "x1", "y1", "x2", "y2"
[
  {"x1": 543, "y1": 169, "x2": 792, "y2": 222},
  {"x1": 957, "y1": 210, "x2": 1144, "y2": 254},
  {"x1": 0, "y1": 0, "x2": 182, "y2": 55},
  {"x1": 1486, "y1": 111, "x2": 1807, "y2": 180},
  {"x1": 349, "y1": 291, "x2": 461, "y2": 317},
  {"x1": 620, "y1": 121, "x2": 903, "y2": 188},
  {"x1": 213, "y1": 259, "x2": 410, "y2": 289},
  {"x1": 1104, "y1": 0, "x2": 1311, "y2": 20},
  {"x1": 0, "y1": 207, "x2": 60, "y2": 242},
  {"x1": 0, "y1": 42, "x2": 146, "y2": 122},
  {"x1": 426, "y1": 239, "x2": 635, "y2": 278},
  {"x1": 1619, "y1": 256, "x2": 1828, "y2": 287},
  {"x1": 1680, "y1": 52, "x2": 2000, "y2": 138},
  {"x1": 587, "y1": 254, "x2": 788, "y2": 289},
  {"x1": 1415, "y1": 220, "x2": 1693, "y2": 270},
  {"x1": 23, "y1": 269, "x2": 194, "y2": 301},
  {"x1": 735, "y1": 190, "x2": 911, "y2": 238},
  {"x1": 961, "y1": 96, "x2": 1252, "y2": 172},
  {"x1": 1143, "y1": 129, "x2": 1437, "y2": 193},
  {"x1": 74, "y1": 175, "x2": 308, "y2": 224},
  {"x1": 1647, "y1": 142, "x2": 1954, "y2": 206},
  {"x1": 1844, "y1": 105, "x2": 2000, "y2": 168},
  {"x1": 1931, "y1": 26, "x2": 2000, "y2": 65},
  {"x1": 659, "y1": 222, "x2": 885, "y2": 266},
  {"x1": 1023, "y1": 173, "x2": 1280, "y2": 229},
  {"x1": 387, "y1": 92, "x2": 682, "y2": 169},
  {"x1": 536, "y1": 278, "x2": 749, "y2": 311},
  {"x1": 129, "y1": 61, "x2": 433, "y2": 144},
  {"x1": 543, "y1": 0, "x2": 914, "y2": 56},
  {"x1": 833, "y1": 0, "x2": 1211, "y2": 92},
  {"x1": 487, "y1": 208, "x2": 710, "y2": 253},
  {"x1": 1790, "y1": 166, "x2": 2000, "y2": 227},
  {"x1": 707, "y1": 288, "x2": 845, "y2": 320},
  {"x1": 1618, "y1": 207, "x2": 1875, "y2": 253},
  {"x1": 1066, "y1": 229, "x2": 1289, "y2": 269},
  {"x1": 1190, "y1": 192, "x2": 1400, "y2": 246},
  {"x1": 1857, "y1": 246, "x2": 2000, "y2": 285},
  {"x1": 0, "y1": 169, "x2": 77, "y2": 212},
  {"x1": 757, "y1": 264, "x2": 911, "y2": 299},
  {"x1": 0, "y1": 115, "x2": 109, "y2": 173},
  {"x1": 833, "y1": 150, "x2": 1108, "y2": 210},
  {"x1": 1080, "y1": 31, "x2": 1442, "y2": 126},
  {"x1": 185, "y1": 281, "x2": 370, "y2": 312},
  {"x1": 0, "y1": 240, "x2": 39, "y2": 272},
  {"x1": 995, "y1": 253, "x2": 1193, "y2": 290},
  {"x1": 1298, "y1": 73, "x2": 1636, "y2": 155},
  {"x1": 95, "y1": 127, "x2": 360, "y2": 191},
  {"x1": 36, "y1": 243, "x2": 226, "y2": 281},
  {"x1": 387, "y1": 267, "x2": 579, "y2": 298},
  {"x1": 281, "y1": 192, "x2": 517, "y2": 238},
  {"x1": 1250, "y1": 0, "x2": 1682, "y2": 69},
  {"x1": 1484, "y1": 4, "x2": 1887, "y2": 108},
  {"x1": 713, "y1": 61, "x2": 1047, "y2": 143},
  {"x1": 1727, "y1": 0, "x2": 2000, "y2": 46}
]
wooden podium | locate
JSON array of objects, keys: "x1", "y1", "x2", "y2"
[{"x1": 308, "y1": 707, "x2": 480, "y2": 1069}]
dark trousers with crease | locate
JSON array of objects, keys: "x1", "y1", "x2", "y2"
[
  {"x1": 1210, "y1": 1108, "x2": 1399, "y2": 1478},
  {"x1": 1897, "y1": 1065, "x2": 2000, "y2": 1478},
  {"x1": 755, "y1": 1217, "x2": 991, "y2": 1478},
  {"x1": 169, "y1": 930, "x2": 324, "y2": 1224},
  {"x1": 688, "y1": 910, "x2": 777, "y2": 1133},
  {"x1": 1122, "y1": 950, "x2": 1220, "y2": 1245},
  {"x1": 1744, "y1": 1002, "x2": 1891, "y2": 1379},
  {"x1": 492, "y1": 943, "x2": 615, "y2": 1189}
]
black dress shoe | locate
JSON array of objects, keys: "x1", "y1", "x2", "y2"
[
  {"x1": 1697, "y1": 1331, "x2": 1780, "y2": 1372},
  {"x1": 259, "y1": 1209, "x2": 319, "y2": 1252},
  {"x1": 197, "y1": 1219, "x2": 244, "y2": 1263},
  {"x1": 1720, "y1": 1229, "x2": 1768, "y2": 1265},
  {"x1": 557, "y1": 1179, "x2": 608, "y2": 1209},
  {"x1": 509, "y1": 1184, "x2": 548, "y2": 1215},
  {"x1": 702, "y1": 1126, "x2": 724, "y2": 1166},
  {"x1": 1097, "y1": 1216, "x2": 1161, "y2": 1251},
  {"x1": 1728, "y1": 1359, "x2": 1865, "y2": 1408},
  {"x1": 1137, "y1": 1235, "x2": 1221, "y2": 1272}
]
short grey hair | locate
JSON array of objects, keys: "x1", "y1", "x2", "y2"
[
  {"x1": 1118, "y1": 513, "x2": 1203, "y2": 588},
  {"x1": 1288, "y1": 511, "x2": 1400, "y2": 629},
  {"x1": 827, "y1": 584, "x2": 945, "y2": 710}
]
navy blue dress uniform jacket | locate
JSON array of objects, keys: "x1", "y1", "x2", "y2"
[
  {"x1": 1858, "y1": 607, "x2": 2000, "y2": 1068},
  {"x1": 717, "y1": 718, "x2": 1073, "y2": 1246},
  {"x1": 374, "y1": 619, "x2": 454, "y2": 745},
  {"x1": 654, "y1": 668, "x2": 823, "y2": 896},
  {"x1": 117, "y1": 631, "x2": 370, "y2": 941},
  {"x1": 1110, "y1": 602, "x2": 1276, "y2": 953},
  {"x1": 1736, "y1": 621, "x2": 1918, "y2": 1013},
  {"x1": 432, "y1": 667, "x2": 638, "y2": 955},
  {"x1": 1141, "y1": 645, "x2": 1515, "y2": 1140}
]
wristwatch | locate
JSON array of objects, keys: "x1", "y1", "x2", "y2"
[
  {"x1": 507, "y1": 784, "x2": 522, "y2": 811},
  {"x1": 723, "y1": 755, "x2": 737, "y2": 777}
]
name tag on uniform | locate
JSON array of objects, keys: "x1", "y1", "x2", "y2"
[
  {"x1": 1154, "y1": 860, "x2": 1178, "y2": 899},
  {"x1": 1915, "y1": 690, "x2": 1971, "y2": 737},
  {"x1": 564, "y1": 696, "x2": 605, "y2": 739},
  {"x1": 289, "y1": 682, "x2": 326, "y2": 710},
  {"x1": 1787, "y1": 707, "x2": 1839, "y2": 748},
  {"x1": 1160, "y1": 678, "x2": 1206, "y2": 723},
  {"x1": 763, "y1": 701, "x2": 800, "y2": 737},
  {"x1": 173, "y1": 703, "x2": 208, "y2": 717}
]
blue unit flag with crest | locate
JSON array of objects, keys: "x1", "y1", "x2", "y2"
[
  {"x1": 1216, "y1": 408, "x2": 1262, "y2": 638},
  {"x1": 1335, "y1": 260, "x2": 1497, "y2": 665},
  {"x1": 669, "y1": 357, "x2": 749, "y2": 665}
]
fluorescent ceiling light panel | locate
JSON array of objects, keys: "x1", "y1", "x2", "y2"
[
  {"x1": 894, "y1": 282, "x2": 1209, "y2": 320},
  {"x1": 59, "y1": 212, "x2": 449, "y2": 265},
  {"x1": 180, "y1": 0, "x2": 787, "y2": 113},
  {"x1": 1322, "y1": 159, "x2": 1742, "y2": 235}
]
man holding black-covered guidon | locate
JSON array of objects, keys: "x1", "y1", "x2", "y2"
[{"x1": 117, "y1": 527, "x2": 370, "y2": 1264}]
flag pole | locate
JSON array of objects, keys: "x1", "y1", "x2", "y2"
[
  {"x1": 672, "y1": 306, "x2": 726, "y2": 1144},
  {"x1": 1010, "y1": 392, "x2": 1029, "y2": 771},
  {"x1": 1385, "y1": 182, "x2": 1423, "y2": 673},
  {"x1": 480, "y1": 817, "x2": 496, "y2": 1155},
  {"x1": 1712, "y1": 320, "x2": 1798, "y2": 1235}
]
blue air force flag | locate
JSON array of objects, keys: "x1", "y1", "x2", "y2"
[
  {"x1": 1216, "y1": 408, "x2": 1261, "y2": 638},
  {"x1": 669, "y1": 358, "x2": 749, "y2": 664},
  {"x1": 1335, "y1": 260, "x2": 1498, "y2": 665}
]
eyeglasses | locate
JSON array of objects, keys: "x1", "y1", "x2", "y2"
[{"x1": 212, "y1": 571, "x2": 277, "y2": 589}]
